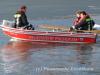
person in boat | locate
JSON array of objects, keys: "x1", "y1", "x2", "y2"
[
  {"x1": 13, "y1": 5, "x2": 34, "y2": 30},
  {"x1": 73, "y1": 11, "x2": 81, "y2": 26},
  {"x1": 70, "y1": 11, "x2": 95, "y2": 31}
]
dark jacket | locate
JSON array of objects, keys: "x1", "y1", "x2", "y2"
[
  {"x1": 14, "y1": 11, "x2": 29, "y2": 28},
  {"x1": 75, "y1": 17, "x2": 95, "y2": 30}
]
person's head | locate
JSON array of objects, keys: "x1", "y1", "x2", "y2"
[
  {"x1": 75, "y1": 11, "x2": 81, "y2": 18},
  {"x1": 75, "y1": 10, "x2": 90, "y2": 19},
  {"x1": 79, "y1": 11, "x2": 89, "y2": 18},
  {"x1": 76, "y1": 13, "x2": 80, "y2": 18},
  {"x1": 20, "y1": 5, "x2": 27, "y2": 13}
]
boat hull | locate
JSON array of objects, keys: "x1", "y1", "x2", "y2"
[{"x1": 1, "y1": 25, "x2": 96, "y2": 44}]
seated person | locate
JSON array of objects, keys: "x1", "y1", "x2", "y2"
[
  {"x1": 13, "y1": 5, "x2": 34, "y2": 30},
  {"x1": 71, "y1": 11, "x2": 95, "y2": 31}
]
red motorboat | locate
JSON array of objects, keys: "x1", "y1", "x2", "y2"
[
  {"x1": 0, "y1": 24, "x2": 97, "y2": 44},
  {"x1": 0, "y1": 20, "x2": 97, "y2": 43}
]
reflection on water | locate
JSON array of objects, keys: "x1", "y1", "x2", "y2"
[
  {"x1": 0, "y1": 41, "x2": 95, "y2": 75},
  {"x1": 0, "y1": 41, "x2": 33, "y2": 74},
  {"x1": 75, "y1": 44, "x2": 93, "y2": 65},
  {"x1": 0, "y1": 41, "x2": 65, "y2": 74}
]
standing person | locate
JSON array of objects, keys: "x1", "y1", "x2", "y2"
[
  {"x1": 71, "y1": 11, "x2": 95, "y2": 30},
  {"x1": 14, "y1": 5, "x2": 34, "y2": 30}
]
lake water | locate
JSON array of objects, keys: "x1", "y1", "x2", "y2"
[{"x1": 0, "y1": 0, "x2": 100, "y2": 75}]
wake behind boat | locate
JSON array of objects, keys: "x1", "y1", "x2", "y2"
[{"x1": 0, "y1": 20, "x2": 97, "y2": 44}]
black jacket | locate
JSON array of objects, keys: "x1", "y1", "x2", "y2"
[
  {"x1": 75, "y1": 17, "x2": 95, "y2": 30},
  {"x1": 14, "y1": 11, "x2": 29, "y2": 28}
]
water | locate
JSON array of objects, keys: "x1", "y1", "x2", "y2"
[
  {"x1": 0, "y1": 0, "x2": 100, "y2": 75},
  {"x1": 0, "y1": 0, "x2": 100, "y2": 20}
]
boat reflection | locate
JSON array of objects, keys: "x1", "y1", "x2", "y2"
[
  {"x1": 75, "y1": 44, "x2": 93, "y2": 65},
  {"x1": 0, "y1": 41, "x2": 65, "y2": 74},
  {"x1": 0, "y1": 41, "x2": 34, "y2": 73}
]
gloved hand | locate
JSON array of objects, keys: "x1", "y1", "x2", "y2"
[{"x1": 69, "y1": 26, "x2": 76, "y2": 32}]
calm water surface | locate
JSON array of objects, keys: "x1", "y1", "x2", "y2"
[
  {"x1": 0, "y1": 40, "x2": 100, "y2": 75},
  {"x1": 0, "y1": 0, "x2": 100, "y2": 75}
]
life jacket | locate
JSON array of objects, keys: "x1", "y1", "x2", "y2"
[
  {"x1": 14, "y1": 13, "x2": 21, "y2": 27},
  {"x1": 73, "y1": 17, "x2": 81, "y2": 25},
  {"x1": 85, "y1": 18, "x2": 95, "y2": 30}
]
